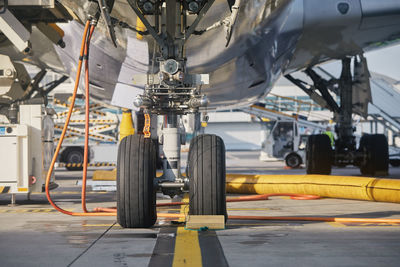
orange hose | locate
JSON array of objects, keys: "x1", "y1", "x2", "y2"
[
  {"x1": 92, "y1": 194, "x2": 400, "y2": 223},
  {"x1": 45, "y1": 20, "x2": 91, "y2": 216},
  {"x1": 228, "y1": 215, "x2": 400, "y2": 224},
  {"x1": 82, "y1": 24, "x2": 96, "y2": 213},
  {"x1": 94, "y1": 194, "x2": 319, "y2": 212}
]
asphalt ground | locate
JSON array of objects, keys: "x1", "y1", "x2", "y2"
[{"x1": 0, "y1": 151, "x2": 399, "y2": 267}]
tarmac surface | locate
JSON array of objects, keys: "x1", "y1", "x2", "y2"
[{"x1": 1, "y1": 151, "x2": 400, "y2": 267}]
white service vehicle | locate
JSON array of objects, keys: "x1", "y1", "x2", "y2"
[
  {"x1": 0, "y1": 105, "x2": 56, "y2": 202},
  {"x1": 260, "y1": 120, "x2": 314, "y2": 168}
]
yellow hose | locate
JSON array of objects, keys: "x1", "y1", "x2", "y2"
[{"x1": 226, "y1": 174, "x2": 400, "y2": 203}]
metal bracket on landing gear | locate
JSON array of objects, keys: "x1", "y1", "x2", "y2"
[{"x1": 157, "y1": 178, "x2": 189, "y2": 197}]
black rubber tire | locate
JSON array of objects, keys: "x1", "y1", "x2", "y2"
[
  {"x1": 306, "y1": 134, "x2": 333, "y2": 175},
  {"x1": 285, "y1": 153, "x2": 302, "y2": 168},
  {"x1": 117, "y1": 134, "x2": 157, "y2": 228},
  {"x1": 64, "y1": 147, "x2": 85, "y2": 171},
  {"x1": 188, "y1": 134, "x2": 227, "y2": 219},
  {"x1": 359, "y1": 134, "x2": 389, "y2": 176}
]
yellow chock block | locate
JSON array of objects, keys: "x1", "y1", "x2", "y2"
[
  {"x1": 185, "y1": 215, "x2": 225, "y2": 230},
  {"x1": 92, "y1": 170, "x2": 164, "y2": 180},
  {"x1": 92, "y1": 169, "x2": 117, "y2": 181}
]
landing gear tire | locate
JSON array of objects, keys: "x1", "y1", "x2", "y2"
[
  {"x1": 285, "y1": 153, "x2": 302, "y2": 168},
  {"x1": 359, "y1": 134, "x2": 389, "y2": 176},
  {"x1": 117, "y1": 134, "x2": 157, "y2": 228},
  {"x1": 306, "y1": 134, "x2": 332, "y2": 175},
  {"x1": 188, "y1": 134, "x2": 227, "y2": 219}
]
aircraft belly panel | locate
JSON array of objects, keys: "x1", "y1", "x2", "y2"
[
  {"x1": 286, "y1": 0, "x2": 400, "y2": 73},
  {"x1": 190, "y1": 0, "x2": 304, "y2": 109},
  {"x1": 185, "y1": 0, "x2": 296, "y2": 73},
  {"x1": 360, "y1": 0, "x2": 400, "y2": 29},
  {"x1": 286, "y1": 0, "x2": 363, "y2": 71}
]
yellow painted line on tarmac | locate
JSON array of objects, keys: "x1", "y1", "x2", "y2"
[
  {"x1": 327, "y1": 221, "x2": 400, "y2": 227},
  {"x1": 228, "y1": 223, "x2": 288, "y2": 226},
  {"x1": 0, "y1": 209, "x2": 58, "y2": 213},
  {"x1": 172, "y1": 194, "x2": 202, "y2": 267},
  {"x1": 32, "y1": 191, "x2": 109, "y2": 195},
  {"x1": 173, "y1": 227, "x2": 202, "y2": 267},
  {"x1": 82, "y1": 224, "x2": 115, "y2": 227},
  {"x1": 227, "y1": 208, "x2": 271, "y2": 211},
  {"x1": 327, "y1": 222, "x2": 347, "y2": 228}
]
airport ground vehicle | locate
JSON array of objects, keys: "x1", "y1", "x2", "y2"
[{"x1": 51, "y1": 93, "x2": 119, "y2": 170}]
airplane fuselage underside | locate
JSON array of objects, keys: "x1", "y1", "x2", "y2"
[{"x1": 1, "y1": 0, "x2": 399, "y2": 111}]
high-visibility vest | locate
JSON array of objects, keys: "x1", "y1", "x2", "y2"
[{"x1": 324, "y1": 131, "x2": 335, "y2": 147}]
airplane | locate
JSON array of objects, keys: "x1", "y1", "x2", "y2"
[{"x1": 0, "y1": 0, "x2": 399, "y2": 228}]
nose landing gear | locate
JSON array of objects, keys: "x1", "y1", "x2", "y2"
[{"x1": 117, "y1": 0, "x2": 226, "y2": 228}]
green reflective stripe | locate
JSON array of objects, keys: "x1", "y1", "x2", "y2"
[{"x1": 324, "y1": 131, "x2": 335, "y2": 147}]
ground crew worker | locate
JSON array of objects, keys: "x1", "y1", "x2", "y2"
[{"x1": 324, "y1": 126, "x2": 335, "y2": 147}]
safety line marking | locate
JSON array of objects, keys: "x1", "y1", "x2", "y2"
[
  {"x1": 0, "y1": 186, "x2": 10, "y2": 194},
  {"x1": 31, "y1": 191, "x2": 109, "y2": 195},
  {"x1": 327, "y1": 222, "x2": 400, "y2": 227},
  {"x1": 327, "y1": 222, "x2": 346, "y2": 228},
  {"x1": 172, "y1": 195, "x2": 202, "y2": 267},
  {"x1": 82, "y1": 224, "x2": 115, "y2": 227},
  {"x1": 227, "y1": 208, "x2": 271, "y2": 211},
  {"x1": 57, "y1": 162, "x2": 116, "y2": 167},
  {"x1": 173, "y1": 227, "x2": 202, "y2": 267},
  {"x1": 0, "y1": 209, "x2": 58, "y2": 213},
  {"x1": 227, "y1": 223, "x2": 293, "y2": 226}
]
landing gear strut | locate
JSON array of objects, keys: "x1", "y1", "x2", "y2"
[
  {"x1": 117, "y1": 0, "x2": 226, "y2": 228},
  {"x1": 286, "y1": 55, "x2": 389, "y2": 176}
]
